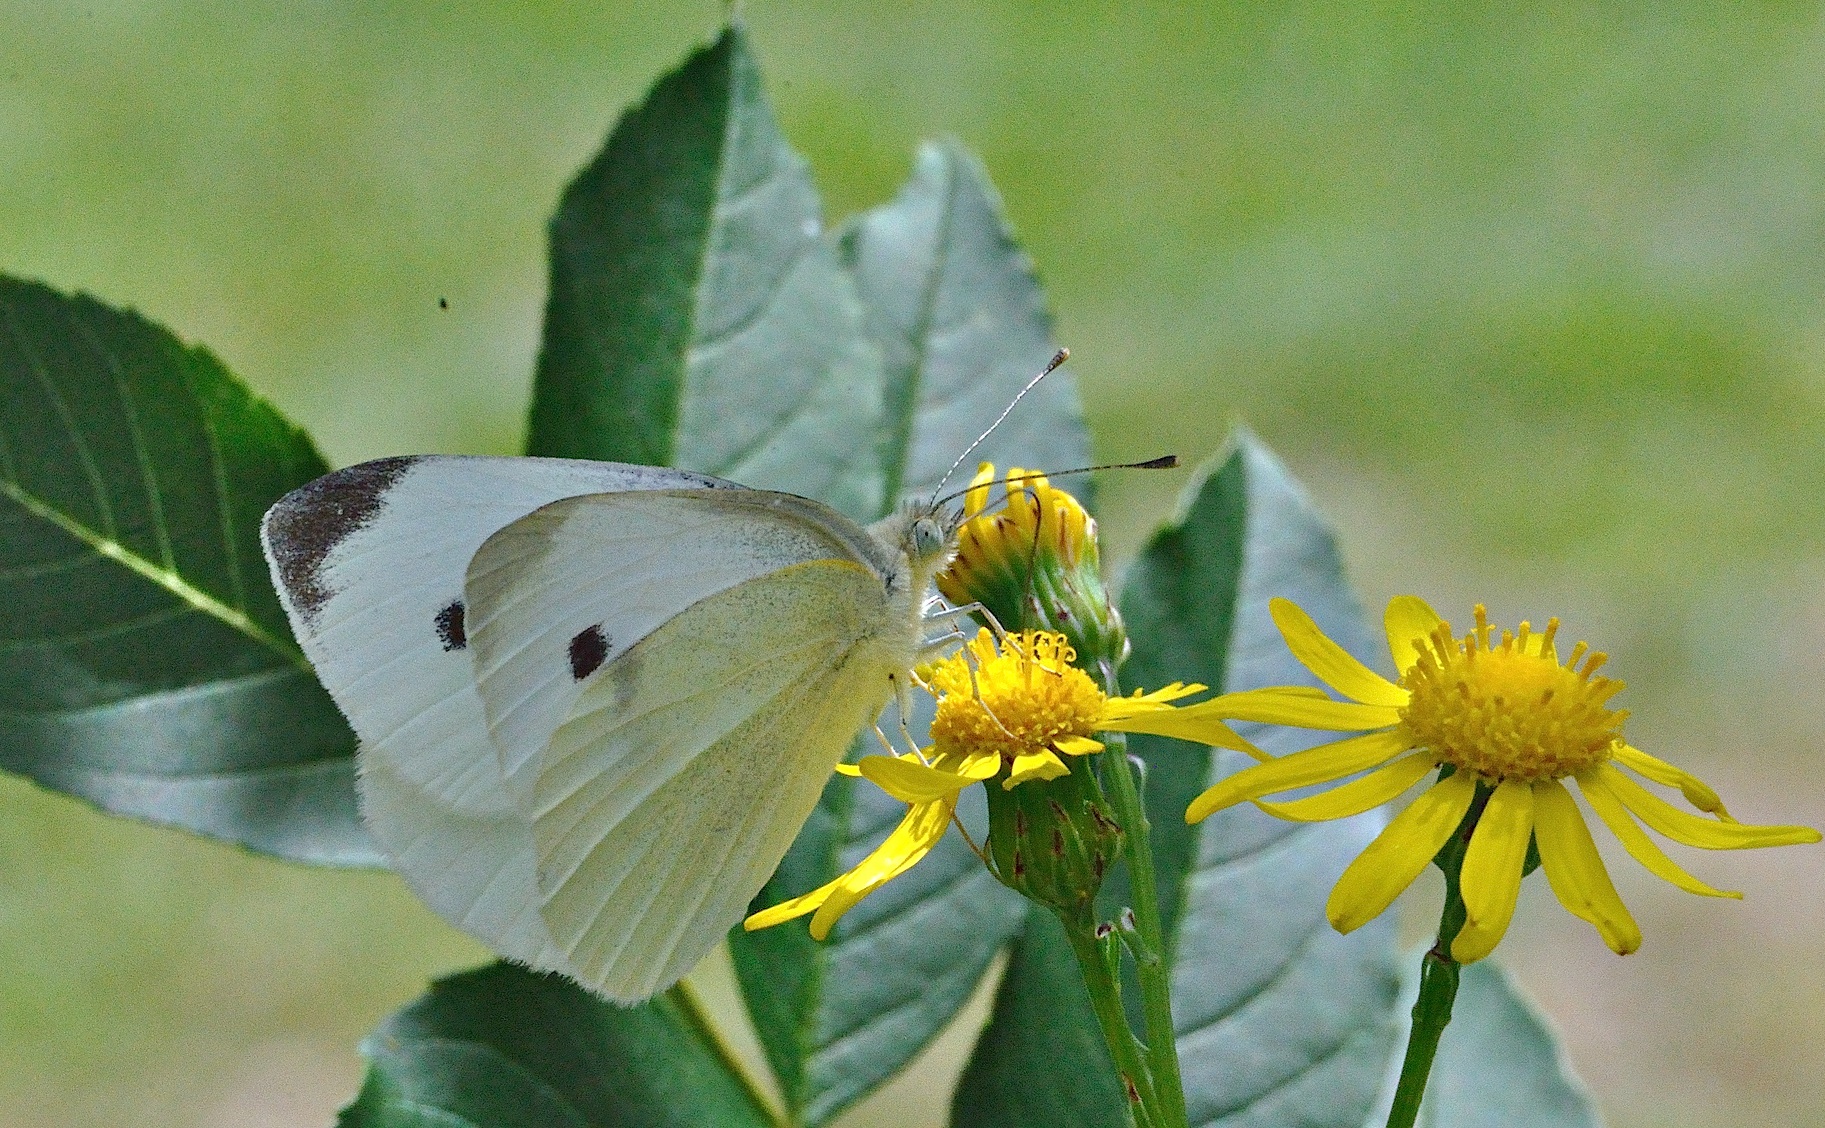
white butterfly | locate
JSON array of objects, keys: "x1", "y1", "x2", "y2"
[{"x1": 260, "y1": 455, "x2": 969, "y2": 1002}]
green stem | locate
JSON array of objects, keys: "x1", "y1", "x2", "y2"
[
  {"x1": 1061, "y1": 917, "x2": 1160, "y2": 1128},
  {"x1": 1100, "y1": 736, "x2": 1189, "y2": 1125},
  {"x1": 1384, "y1": 776, "x2": 1483, "y2": 1128},
  {"x1": 1097, "y1": 661, "x2": 1190, "y2": 1128},
  {"x1": 1385, "y1": 947, "x2": 1460, "y2": 1128}
]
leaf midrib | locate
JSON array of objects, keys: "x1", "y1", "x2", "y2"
[
  {"x1": 876, "y1": 152, "x2": 958, "y2": 511},
  {"x1": 0, "y1": 478, "x2": 304, "y2": 666}
]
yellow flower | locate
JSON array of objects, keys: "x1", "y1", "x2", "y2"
[
  {"x1": 744, "y1": 629, "x2": 1256, "y2": 938},
  {"x1": 1186, "y1": 596, "x2": 1821, "y2": 963}
]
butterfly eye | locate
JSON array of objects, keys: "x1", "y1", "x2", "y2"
[{"x1": 910, "y1": 516, "x2": 948, "y2": 560}]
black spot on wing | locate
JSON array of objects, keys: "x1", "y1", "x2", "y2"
[
  {"x1": 262, "y1": 456, "x2": 417, "y2": 623},
  {"x1": 569, "y1": 624, "x2": 609, "y2": 681},
  {"x1": 434, "y1": 599, "x2": 466, "y2": 651}
]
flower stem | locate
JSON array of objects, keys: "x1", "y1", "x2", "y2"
[
  {"x1": 1096, "y1": 659, "x2": 1190, "y2": 1128},
  {"x1": 1384, "y1": 776, "x2": 1481, "y2": 1128},
  {"x1": 1060, "y1": 915, "x2": 1160, "y2": 1128},
  {"x1": 1098, "y1": 733, "x2": 1190, "y2": 1128}
]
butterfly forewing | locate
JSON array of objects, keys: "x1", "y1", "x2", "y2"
[
  {"x1": 261, "y1": 455, "x2": 733, "y2": 814},
  {"x1": 260, "y1": 456, "x2": 732, "y2": 971}
]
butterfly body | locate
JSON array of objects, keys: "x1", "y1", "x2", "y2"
[{"x1": 261, "y1": 455, "x2": 959, "y2": 1000}]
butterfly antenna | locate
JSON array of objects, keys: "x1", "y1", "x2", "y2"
[
  {"x1": 931, "y1": 454, "x2": 1177, "y2": 510},
  {"x1": 930, "y1": 348, "x2": 1071, "y2": 503}
]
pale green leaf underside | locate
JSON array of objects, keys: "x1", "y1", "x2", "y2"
[
  {"x1": 841, "y1": 137, "x2": 1090, "y2": 505},
  {"x1": 528, "y1": 23, "x2": 883, "y2": 522}
]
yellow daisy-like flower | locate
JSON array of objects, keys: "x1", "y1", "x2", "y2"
[
  {"x1": 744, "y1": 629, "x2": 1256, "y2": 939},
  {"x1": 1186, "y1": 596, "x2": 1822, "y2": 963}
]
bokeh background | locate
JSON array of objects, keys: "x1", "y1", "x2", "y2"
[{"x1": 4, "y1": 3, "x2": 1823, "y2": 1125}]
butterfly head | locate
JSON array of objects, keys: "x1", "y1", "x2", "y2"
[{"x1": 904, "y1": 501, "x2": 962, "y2": 566}]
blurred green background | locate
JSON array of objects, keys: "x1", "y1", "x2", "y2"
[{"x1": 4, "y1": 3, "x2": 1823, "y2": 1125}]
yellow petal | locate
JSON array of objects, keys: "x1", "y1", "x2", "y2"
[
  {"x1": 1613, "y1": 745, "x2": 1733, "y2": 820},
  {"x1": 964, "y1": 461, "x2": 997, "y2": 518},
  {"x1": 1451, "y1": 780, "x2": 1534, "y2": 963},
  {"x1": 1187, "y1": 729, "x2": 1412, "y2": 822},
  {"x1": 1005, "y1": 750, "x2": 1069, "y2": 787},
  {"x1": 1576, "y1": 769, "x2": 1742, "y2": 899},
  {"x1": 1384, "y1": 595, "x2": 1445, "y2": 676},
  {"x1": 1101, "y1": 698, "x2": 1265, "y2": 757},
  {"x1": 805, "y1": 800, "x2": 955, "y2": 940},
  {"x1": 1201, "y1": 687, "x2": 1402, "y2": 731},
  {"x1": 1186, "y1": 728, "x2": 1412, "y2": 823},
  {"x1": 858, "y1": 754, "x2": 994, "y2": 804},
  {"x1": 1270, "y1": 597, "x2": 1409, "y2": 707},
  {"x1": 1120, "y1": 681, "x2": 1208, "y2": 705},
  {"x1": 1053, "y1": 735, "x2": 1105, "y2": 757},
  {"x1": 1327, "y1": 771, "x2": 1478, "y2": 933},
  {"x1": 835, "y1": 762, "x2": 864, "y2": 777},
  {"x1": 743, "y1": 882, "x2": 835, "y2": 931},
  {"x1": 1254, "y1": 751, "x2": 1437, "y2": 823},
  {"x1": 1532, "y1": 779, "x2": 1640, "y2": 955},
  {"x1": 1591, "y1": 763, "x2": 1820, "y2": 850}
]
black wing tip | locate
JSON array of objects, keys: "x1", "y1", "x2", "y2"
[{"x1": 264, "y1": 456, "x2": 422, "y2": 620}]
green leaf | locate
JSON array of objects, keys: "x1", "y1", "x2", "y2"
[
  {"x1": 0, "y1": 274, "x2": 374, "y2": 865},
  {"x1": 954, "y1": 433, "x2": 1405, "y2": 1125},
  {"x1": 1368, "y1": 958, "x2": 1602, "y2": 1128},
  {"x1": 726, "y1": 138, "x2": 1089, "y2": 1125},
  {"x1": 839, "y1": 138, "x2": 1090, "y2": 504},
  {"x1": 339, "y1": 964, "x2": 773, "y2": 1128},
  {"x1": 526, "y1": 23, "x2": 884, "y2": 521}
]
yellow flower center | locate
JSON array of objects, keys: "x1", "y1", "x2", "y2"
[
  {"x1": 1396, "y1": 606, "x2": 1627, "y2": 783},
  {"x1": 923, "y1": 630, "x2": 1106, "y2": 762}
]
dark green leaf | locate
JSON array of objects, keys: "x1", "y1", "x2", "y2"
[
  {"x1": 727, "y1": 137, "x2": 1091, "y2": 1125},
  {"x1": 0, "y1": 274, "x2": 373, "y2": 865},
  {"x1": 1368, "y1": 958, "x2": 1602, "y2": 1128},
  {"x1": 526, "y1": 23, "x2": 883, "y2": 521},
  {"x1": 339, "y1": 964, "x2": 773, "y2": 1128},
  {"x1": 839, "y1": 138, "x2": 1090, "y2": 504}
]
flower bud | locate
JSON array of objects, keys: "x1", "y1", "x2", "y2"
[
  {"x1": 937, "y1": 464, "x2": 1128, "y2": 665},
  {"x1": 984, "y1": 751, "x2": 1124, "y2": 923}
]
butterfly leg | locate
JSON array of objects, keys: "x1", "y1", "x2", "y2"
[
  {"x1": 887, "y1": 673, "x2": 932, "y2": 763},
  {"x1": 919, "y1": 599, "x2": 1010, "y2": 643}
]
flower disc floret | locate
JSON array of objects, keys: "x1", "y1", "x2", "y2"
[
  {"x1": 924, "y1": 630, "x2": 1107, "y2": 768},
  {"x1": 1398, "y1": 608, "x2": 1626, "y2": 784}
]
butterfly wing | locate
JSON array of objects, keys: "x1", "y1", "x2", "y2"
[
  {"x1": 534, "y1": 560, "x2": 901, "y2": 1001},
  {"x1": 261, "y1": 455, "x2": 736, "y2": 811},
  {"x1": 463, "y1": 490, "x2": 910, "y2": 1000},
  {"x1": 464, "y1": 489, "x2": 899, "y2": 795},
  {"x1": 260, "y1": 455, "x2": 732, "y2": 970}
]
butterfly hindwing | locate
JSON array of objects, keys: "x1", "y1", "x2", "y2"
[
  {"x1": 530, "y1": 559, "x2": 903, "y2": 1001},
  {"x1": 464, "y1": 489, "x2": 900, "y2": 794}
]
